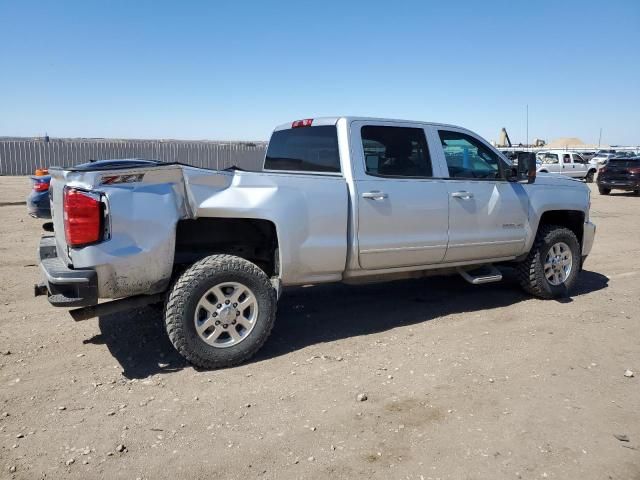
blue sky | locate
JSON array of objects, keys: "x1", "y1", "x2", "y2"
[{"x1": 1, "y1": 0, "x2": 639, "y2": 145}]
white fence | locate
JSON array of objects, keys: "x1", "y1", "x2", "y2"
[{"x1": 0, "y1": 139, "x2": 268, "y2": 175}]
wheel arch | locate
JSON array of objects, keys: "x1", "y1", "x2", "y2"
[
  {"x1": 174, "y1": 217, "x2": 280, "y2": 277},
  {"x1": 534, "y1": 210, "x2": 585, "y2": 247}
]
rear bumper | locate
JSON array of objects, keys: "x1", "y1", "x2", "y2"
[
  {"x1": 27, "y1": 191, "x2": 51, "y2": 219},
  {"x1": 36, "y1": 236, "x2": 98, "y2": 307},
  {"x1": 597, "y1": 177, "x2": 640, "y2": 190},
  {"x1": 28, "y1": 206, "x2": 51, "y2": 219}
]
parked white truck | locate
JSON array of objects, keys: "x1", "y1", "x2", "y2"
[
  {"x1": 36, "y1": 117, "x2": 596, "y2": 368},
  {"x1": 536, "y1": 150, "x2": 598, "y2": 182}
]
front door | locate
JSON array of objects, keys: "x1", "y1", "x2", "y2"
[
  {"x1": 352, "y1": 123, "x2": 449, "y2": 270},
  {"x1": 560, "y1": 153, "x2": 576, "y2": 177},
  {"x1": 571, "y1": 153, "x2": 588, "y2": 178},
  {"x1": 434, "y1": 128, "x2": 528, "y2": 263}
]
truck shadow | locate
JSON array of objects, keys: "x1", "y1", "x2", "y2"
[
  {"x1": 254, "y1": 269, "x2": 608, "y2": 363},
  {"x1": 93, "y1": 269, "x2": 608, "y2": 378}
]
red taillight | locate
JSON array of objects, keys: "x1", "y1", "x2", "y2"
[
  {"x1": 33, "y1": 181, "x2": 49, "y2": 192},
  {"x1": 291, "y1": 118, "x2": 313, "y2": 128},
  {"x1": 599, "y1": 167, "x2": 607, "y2": 174},
  {"x1": 629, "y1": 167, "x2": 640, "y2": 174},
  {"x1": 63, "y1": 188, "x2": 103, "y2": 247}
]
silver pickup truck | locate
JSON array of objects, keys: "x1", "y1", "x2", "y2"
[{"x1": 36, "y1": 117, "x2": 596, "y2": 368}]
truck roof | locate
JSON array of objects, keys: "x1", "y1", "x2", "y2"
[{"x1": 273, "y1": 116, "x2": 467, "y2": 132}]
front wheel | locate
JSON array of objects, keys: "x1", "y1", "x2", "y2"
[
  {"x1": 585, "y1": 170, "x2": 595, "y2": 183},
  {"x1": 598, "y1": 187, "x2": 611, "y2": 195},
  {"x1": 516, "y1": 225, "x2": 581, "y2": 299},
  {"x1": 165, "y1": 255, "x2": 277, "y2": 369}
]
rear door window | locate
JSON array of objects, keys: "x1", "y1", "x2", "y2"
[
  {"x1": 264, "y1": 126, "x2": 340, "y2": 173},
  {"x1": 541, "y1": 153, "x2": 559, "y2": 164},
  {"x1": 361, "y1": 126, "x2": 433, "y2": 177}
]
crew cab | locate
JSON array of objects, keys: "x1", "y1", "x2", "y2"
[
  {"x1": 36, "y1": 117, "x2": 596, "y2": 368},
  {"x1": 536, "y1": 150, "x2": 597, "y2": 182}
]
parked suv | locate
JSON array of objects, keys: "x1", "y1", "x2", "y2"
[
  {"x1": 597, "y1": 155, "x2": 640, "y2": 195},
  {"x1": 35, "y1": 117, "x2": 596, "y2": 368}
]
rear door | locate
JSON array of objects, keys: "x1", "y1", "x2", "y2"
[
  {"x1": 433, "y1": 127, "x2": 528, "y2": 263},
  {"x1": 350, "y1": 121, "x2": 449, "y2": 270},
  {"x1": 539, "y1": 153, "x2": 561, "y2": 174}
]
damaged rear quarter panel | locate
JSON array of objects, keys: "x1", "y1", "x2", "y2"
[
  {"x1": 69, "y1": 167, "x2": 188, "y2": 298},
  {"x1": 183, "y1": 167, "x2": 349, "y2": 285},
  {"x1": 69, "y1": 164, "x2": 349, "y2": 298}
]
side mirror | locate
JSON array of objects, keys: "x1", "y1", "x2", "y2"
[{"x1": 515, "y1": 152, "x2": 537, "y2": 184}]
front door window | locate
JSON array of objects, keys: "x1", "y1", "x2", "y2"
[{"x1": 438, "y1": 130, "x2": 503, "y2": 179}]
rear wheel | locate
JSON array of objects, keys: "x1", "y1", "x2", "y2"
[
  {"x1": 516, "y1": 225, "x2": 581, "y2": 299},
  {"x1": 598, "y1": 187, "x2": 611, "y2": 195},
  {"x1": 165, "y1": 254, "x2": 277, "y2": 369},
  {"x1": 634, "y1": 189, "x2": 640, "y2": 195}
]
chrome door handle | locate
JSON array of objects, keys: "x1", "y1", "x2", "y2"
[
  {"x1": 362, "y1": 191, "x2": 388, "y2": 200},
  {"x1": 451, "y1": 191, "x2": 474, "y2": 199}
]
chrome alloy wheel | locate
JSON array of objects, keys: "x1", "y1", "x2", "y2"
[
  {"x1": 194, "y1": 282, "x2": 259, "y2": 348},
  {"x1": 544, "y1": 242, "x2": 573, "y2": 286}
]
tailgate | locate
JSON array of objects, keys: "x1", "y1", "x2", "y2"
[{"x1": 49, "y1": 171, "x2": 71, "y2": 265}]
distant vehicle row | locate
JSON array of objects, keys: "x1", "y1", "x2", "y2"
[{"x1": 501, "y1": 149, "x2": 640, "y2": 192}]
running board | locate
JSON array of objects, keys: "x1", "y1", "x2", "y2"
[{"x1": 457, "y1": 265, "x2": 503, "y2": 285}]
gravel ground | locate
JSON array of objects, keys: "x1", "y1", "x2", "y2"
[{"x1": 0, "y1": 176, "x2": 638, "y2": 479}]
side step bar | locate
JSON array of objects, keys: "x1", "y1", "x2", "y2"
[
  {"x1": 458, "y1": 265, "x2": 503, "y2": 285},
  {"x1": 69, "y1": 293, "x2": 165, "y2": 321}
]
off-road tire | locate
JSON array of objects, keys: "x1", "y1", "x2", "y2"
[
  {"x1": 165, "y1": 254, "x2": 277, "y2": 369},
  {"x1": 516, "y1": 225, "x2": 581, "y2": 299},
  {"x1": 598, "y1": 187, "x2": 611, "y2": 195}
]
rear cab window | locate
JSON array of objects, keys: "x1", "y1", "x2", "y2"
[{"x1": 264, "y1": 125, "x2": 341, "y2": 173}]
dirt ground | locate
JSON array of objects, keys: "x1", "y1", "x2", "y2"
[{"x1": 0, "y1": 176, "x2": 638, "y2": 480}]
